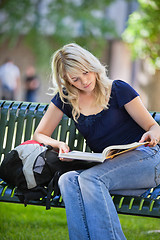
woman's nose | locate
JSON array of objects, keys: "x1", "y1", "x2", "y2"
[{"x1": 81, "y1": 77, "x2": 88, "y2": 85}]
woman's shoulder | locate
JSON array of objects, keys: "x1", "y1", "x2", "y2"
[
  {"x1": 51, "y1": 89, "x2": 72, "y2": 118},
  {"x1": 112, "y1": 79, "x2": 130, "y2": 88},
  {"x1": 51, "y1": 88, "x2": 68, "y2": 102},
  {"x1": 111, "y1": 79, "x2": 137, "y2": 93},
  {"x1": 111, "y1": 79, "x2": 139, "y2": 108}
]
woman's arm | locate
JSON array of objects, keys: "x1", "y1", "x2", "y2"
[
  {"x1": 33, "y1": 102, "x2": 70, "y2": 154},
  {"x1": 124, "y1": 96, "x2": 160, "y2": 147}
]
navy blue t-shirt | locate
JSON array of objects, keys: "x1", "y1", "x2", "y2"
[{"x1": 51, "y1": 80, "x2": 145, "y2": 152}]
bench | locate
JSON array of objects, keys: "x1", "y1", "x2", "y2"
[{"x1": 0, "y1": 100, "x2": 160, "y2": 218}]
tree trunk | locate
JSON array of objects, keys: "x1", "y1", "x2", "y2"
[{"x1": 147, "y1": 70, "x2": 160, "y2": 112}]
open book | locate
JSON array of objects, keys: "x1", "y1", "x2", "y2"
[{"x1": 58, "y1": 142, "x2": 149, "y2": 163}]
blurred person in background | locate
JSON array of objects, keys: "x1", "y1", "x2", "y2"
[
  {"x1": 0, "y1": 58, "x2": 21, "y2": 100},
  {"x1": 24, "y1": 66, "x2": 40, "y2": 102}
]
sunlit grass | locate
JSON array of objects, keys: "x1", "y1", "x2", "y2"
[
  {"x1": 0, "y1": 202, "x2": 160, "y2": 240},
  {"x1": 0, "y1": 203, "x2": 69, "y2": 240}
]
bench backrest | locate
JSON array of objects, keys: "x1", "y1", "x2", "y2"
[
  {"x1": 1, "y1": 100, "x2": 160, "y2": 164},
  {"x1": 0, "y1": 100, "x2": 91, "y2": 163}
]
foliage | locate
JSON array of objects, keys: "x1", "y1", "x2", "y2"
[
  {"x1": 122, "y1": 0, "x2": 160, "y2": 70},
  {"x1": 0, "y1": 0, "x2": 117, "y2": 68}
]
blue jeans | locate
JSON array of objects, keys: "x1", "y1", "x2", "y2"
[{"x1": 58, "y1": 145, "x2": 160, "y2": 240}]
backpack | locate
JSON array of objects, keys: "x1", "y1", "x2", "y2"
[{"x1": 0, "y1": 140, "x2": 97, "y2": 209}]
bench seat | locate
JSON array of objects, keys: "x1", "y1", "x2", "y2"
[{"x1": 0, "y1": 100, "x2": 160, "y2": 218}]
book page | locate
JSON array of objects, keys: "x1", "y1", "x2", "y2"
[
  {"x1": 103, "y1": 142, "x2": 149, "y2": 159},
  {"x1": 59, "y1": 142, "x2": 149, "y2": 162},
  {"x1": 59, "y1": 150, "x2": 103, "y2": 162}
]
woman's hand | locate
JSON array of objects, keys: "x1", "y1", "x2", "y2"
[
  {"x1": 58, "y1": 141, "x2": 73, "y2": 162},
  {"x1": 58, "y1": 141, "x2": 70, "y2": 154},
  {"x1": 139, "y1": 130, "x2": 159, "y2": 147}
]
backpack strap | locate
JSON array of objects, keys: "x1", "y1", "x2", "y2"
[
  {"x1": 15, "y1": 187, "x2": 48, "y2": 207},
  {"x1": 46, "y1": 178, "x2": 54, "y2": 210},
  {"x1": 46, "y1": 171, "x2": 61, "y2": 210}
]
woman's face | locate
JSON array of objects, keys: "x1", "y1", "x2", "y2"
[{"x1": 68, "y1": 71, "x2": 96, "y2": 94}]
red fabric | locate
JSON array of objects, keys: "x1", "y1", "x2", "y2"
[{"x1": 20, "y1": 140, "x2": 43, "y2": 146}]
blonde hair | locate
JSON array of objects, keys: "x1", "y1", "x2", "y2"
[{"x1": 51, "y1": 43, "x2": 112, "y2": 122}]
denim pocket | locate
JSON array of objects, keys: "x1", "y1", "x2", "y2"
[
  {"x1": 155, "y1": 162, "x2": 160, "y2": 185},
  {"x1": 137, "y1": 145, "x2": 159, "y2": 160}
]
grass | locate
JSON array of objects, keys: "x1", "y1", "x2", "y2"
[
  {"x1": 0, "y1": 202, "x2": 160, "y2": 240},
  {"x1": 0, "y1": 203, "x2": 69, "y2": 240}
]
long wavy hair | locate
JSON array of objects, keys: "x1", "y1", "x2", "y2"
[{"x1": 51, "y1": 43, "x2": 112, "y2": 122}]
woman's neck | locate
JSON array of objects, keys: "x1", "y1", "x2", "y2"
[{"x1": 78, "y1": 92, "x2": 103, "y2": 116}]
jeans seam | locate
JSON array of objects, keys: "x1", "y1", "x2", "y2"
[
  {"x1": 155, "y1": 162, "x2": 160, "y2": 185},
  {"x1": 139, "y1": 149, "x2": 160, "y2": 186},
  {"x1": 74, "y1": 177, "x2": 90, "y2": 240},
  {"x1": 138, "y1": 148, "x2": 159, "y2": 161},
  {"x1": 98, "y1": 179, "x2": 118, "y2": 240}
]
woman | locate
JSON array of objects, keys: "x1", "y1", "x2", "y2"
[{"x1": 33, "y1": 43, "x2": 160, "y2": 240}]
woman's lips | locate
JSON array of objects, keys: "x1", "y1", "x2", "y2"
[{"x1": 84, "y1": 83, "x2": 91, "y2": 88}]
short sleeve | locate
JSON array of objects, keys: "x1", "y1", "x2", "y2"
[
  {"x1": 51, "y1": 92, "x2": 72, "y2": 118},
  {"x1": 113, "y1": 80, "x2": 139, "y2": 108}
]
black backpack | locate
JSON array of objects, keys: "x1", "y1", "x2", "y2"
[{"x1": 0, "y1": 140, "x2": 97, "y2": 209}]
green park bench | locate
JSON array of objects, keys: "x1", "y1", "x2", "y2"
[{"x1": 0, "y1": 100, "x2": 160, "y2": 218}]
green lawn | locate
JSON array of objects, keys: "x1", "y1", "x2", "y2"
[{"x1": 0, "y1": 202, "x2": 160, "y2": 240}]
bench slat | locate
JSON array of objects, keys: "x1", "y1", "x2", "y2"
[{"x1": 0, "y1": 100, "x2": 160, "y2": 218}]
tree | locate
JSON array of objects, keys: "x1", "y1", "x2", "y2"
[
  {"x1": 123, "y1": 0, "x2": 160, "y2": 110},
  {"x1": 0, "y1": 0, "x2": 116, "y2": 68}
]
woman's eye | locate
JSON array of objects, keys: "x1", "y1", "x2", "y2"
[
  {"x1": 83, "y1": 71, "x2": 89, "y2": 75},
  {"x1": 73, "y1": 78, "x2": 79, "y2": 82}
]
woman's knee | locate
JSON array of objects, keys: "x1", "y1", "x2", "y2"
[
  {"x1": 58, "y1": 170, "x2": 80, "y2": 190},
  {"x1": 78, "y1": 168, "x2": 109, "y2": 189},
  {"x1": 78, "y1": 164, "x2": 118, "y2": 190}
]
